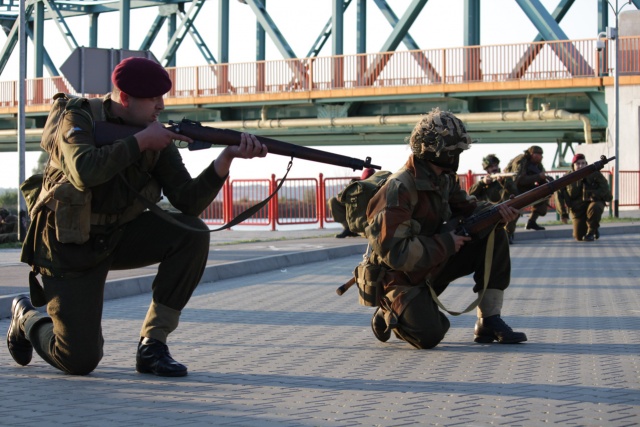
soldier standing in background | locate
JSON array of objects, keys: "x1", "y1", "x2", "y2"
[
  {"x1": 504, "y1": 145, "x2": 549, "y2": 231},
  {"x1": 468, "y1": 154, "x2": 519, "y2": 244},
  {"x1": 555, "y1": 153, "x2": 612, "y2": 241}
]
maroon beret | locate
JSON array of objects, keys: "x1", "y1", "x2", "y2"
[
  {"x1": 111, "y1": 57, "x2": 172, "y2": 98},
  {"x1": 572, "y1": 153, "x2": 586, "y2": 164},
  {"x1": 360, "y1": 168, "x2": 375, "y2": 180}
]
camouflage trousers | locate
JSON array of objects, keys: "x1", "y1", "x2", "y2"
[{"x1": 382, "y1": 228, "x2": 511, "y2": 349}]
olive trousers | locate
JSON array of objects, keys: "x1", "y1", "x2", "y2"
[
  {"x1": 22, "y1": 211, "x2": 210, "y2": 375},
  {"x1": 390, "y1": 228, "x2": 511, "y2": 349}
]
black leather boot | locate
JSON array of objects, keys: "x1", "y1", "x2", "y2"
[
  {"x1": 136, "y1": 337, "x2": 188, "y2": 377},
  {"x1": 7, "y1": 295, "x2": 35, "y2": 366},
  {"x1": 474, "y1": 315, "x2": 528, "y2": 344},
  {"x1": 336, "y1": 228, "x2": 358, "y2": 238},
  {"x1": 525, "y1": 220, "x2": 545, "y2": 231},
  {"x1": 371, "y1": 307, "x2": 390, "y2": 342}
]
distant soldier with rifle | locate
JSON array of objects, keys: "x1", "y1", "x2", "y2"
[
  {"x1": 469, "y1": 154, "x2": 519, "y2": 244},
  {"x1": 504, "y1": 145, "x2": 550, "y2": 231},
  {"x1": 7, "y1": 57, "x2": 270, "y2": 377},
  {"x1": 555, "y1": 153, "x2": 612, "y2": 241},
  {"x1": 364, "y1": 108, "x2": 527, "y2": 349}
]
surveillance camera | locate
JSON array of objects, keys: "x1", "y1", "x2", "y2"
[{"x1": 596, "y1": 39, "x2": 605, "y2": 51}]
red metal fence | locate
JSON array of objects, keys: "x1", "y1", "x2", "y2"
[{"x1": 201, "y1": 169, "x2": 631, "y2": 229}]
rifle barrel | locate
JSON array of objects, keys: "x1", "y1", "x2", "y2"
[
  {"x1": 93, "y1": 120, "x2": 381, "y2": 171},
  {"x1": 172, "y1": 119, "x2": 381, "y2": 171}
]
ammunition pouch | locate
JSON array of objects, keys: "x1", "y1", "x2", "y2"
[
  {"x1": 354, "y1": 259, "x2": 387, "y2": 307},
  {"x1": 20, "y1": 174, "x2": 44, "y2": 216},
  {"x1": 48, "y1": 182, "x2": 92, "y2": 244}
]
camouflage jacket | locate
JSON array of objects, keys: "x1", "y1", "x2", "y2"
[
  {"x1": 555, "y1": 171, "x2": 611, "y2": 218},
  {"x1": 468, "y1": 177, "x2": 518, "y2": 204},
  {"x1": 364, "y1": 155, "x2": 487, "y2": 287},
  {"x1": 504, "y1": 153, "x2": 545, "y2": 192}
]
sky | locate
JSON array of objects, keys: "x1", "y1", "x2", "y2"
[{"x1": 0, "y1": 0, "x2": 626, "y2": 189}]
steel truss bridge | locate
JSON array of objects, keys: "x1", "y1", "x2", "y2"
[{"x1": 0, "y1": 0, "x2": 639, "y2": 168}]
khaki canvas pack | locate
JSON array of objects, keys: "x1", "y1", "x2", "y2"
[
  {"x1": 337, "y1": 170, "x2": 392, "y2": 235},
  {"x1": 503, "y1": 153, "x2": 524, "y2": 174},
  {"x1": 348, "y1": 168, "x2": 418, "y2": 307},
  {"x1": 23, "y1": 93, "x2": 162, "y2": 244}
]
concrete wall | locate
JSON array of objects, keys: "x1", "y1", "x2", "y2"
[{"x1": 579, "y1": 84, "x2": 640, "y2": 172}]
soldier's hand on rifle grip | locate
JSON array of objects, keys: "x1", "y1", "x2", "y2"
[
  {"x1": 222, "y1": 133, "x2": 268, "y2": 160},
  {"x1": 497, "y1": 204, "x2": 519, "y2": 224},
  {"x1": 135, "y1": 121, "x2": 193, "y2": 152},
  {"x1": 482, "y1": 175, "x2": 493, "y2": 185},
  {"x1": 450, "y1": 231, "x2": 472, "y2": 252}
]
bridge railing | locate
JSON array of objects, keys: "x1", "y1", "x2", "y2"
[
  {"x1": 2, "y1": 37, "x2": 638, "y2": 109},
  {"x1": 201, "y1": 169, "x2": 632, "y2": 230}
]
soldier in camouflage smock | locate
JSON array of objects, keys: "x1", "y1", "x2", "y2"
[
  {"x1": 7, "y1": 58, "x2": 268, "y2": 377},
  {"x1": 469, "y1": 154, "x2": 519, "y2": 243},
  {"x1": 365, "y1": 108, "x2": 527, "y2": 349},
  {"x1": 555, "y1": 153, "x2": 611, "y2": 241}
]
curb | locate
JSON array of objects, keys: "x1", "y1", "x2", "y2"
[
  {"x1": 0, "y1": 242, "x2": 367, "y2": 319},
  {"x1": 1, "y1": 222, "x2": 638, "y2": 320}
]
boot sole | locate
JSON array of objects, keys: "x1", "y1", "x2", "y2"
[
  {"x1": 474, "y1": 335, "x2": 528, "y2": 344},
  {"x1": 136, "y1": 365, "x2": 188, "y2": 377}
]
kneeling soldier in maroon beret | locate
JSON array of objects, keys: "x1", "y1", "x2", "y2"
[{"x1": 8, "y1": 57, "x2": 268, "y2": 377}]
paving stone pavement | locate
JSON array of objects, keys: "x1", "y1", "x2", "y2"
[{"x1": 0, "y1": 226, "x2": 639, "y2": 426}]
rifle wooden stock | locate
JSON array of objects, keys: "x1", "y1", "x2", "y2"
[
  {"x1": 94, "y1": 119, "x2": 381, "y2": 171},
  {"x1": 457, "y1": 155, "x2": 615, "y2": 237},
  {"x1": 488, "y1": 172, "x2": 516, "y2": 179},
  {"x1": 336, "y1": 277, "x2": 356, "y2": 296}
]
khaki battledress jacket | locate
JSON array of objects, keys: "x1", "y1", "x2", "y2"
[
  {"x1": 22, "y1": 94, "x2": 226, "y2": 277},
  {"x1": 364, "y1": 155, "x2": 487, "y2": 290},
  {"x1": 555, "y1": 171, "x2": 611, "y2": 217}
]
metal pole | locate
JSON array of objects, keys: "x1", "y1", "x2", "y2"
[
  {"x1": 17, "y1": 0, "x2": 27, "y2": 240},
  {"x1": 613, "y1": 0, "x2": 620, "y2": 217}
]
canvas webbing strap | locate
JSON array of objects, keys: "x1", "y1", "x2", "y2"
[
  {"x1": 120, "y1": 157, "x2": 293, "y2": 233},
  {"x1": 426, "y1": 224, "x2": 498, "y2": 316}
]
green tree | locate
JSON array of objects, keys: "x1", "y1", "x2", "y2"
[
  {"x1": 33, "y1": 150, "x2": 49, "y2": 175},
  {"x1": 0, "y1": 190, "x2": 17, "y2": 212}
]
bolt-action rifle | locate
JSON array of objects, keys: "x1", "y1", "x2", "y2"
[
  {"x1": 487, "y1": 172, "x2": 516, "y2": 180},
  {"x1": 336, "y1": 155, "x2": 615, "y2": 296},
  {"x1": 94, "y1": 119, "x2": 381, "y2": 171},
  {"x1": 455, "y1": 155, "x2": 615, "y2": 238}
]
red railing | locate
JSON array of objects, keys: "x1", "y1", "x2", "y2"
[
  {"x1": 201, "y1": 169, "x2": 632, "y2": 229},
  {"x1": 2, "y1": 37, "x2": 639, "y2": 109}
]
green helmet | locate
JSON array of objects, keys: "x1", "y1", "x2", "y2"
[
  {"x1": 408, "y1": 108, "x2": 473, "y2": 172},
  {"x1": 482, "y1": 154, "x2": 500, "y2": 170}
]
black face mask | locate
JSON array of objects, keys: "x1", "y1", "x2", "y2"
[{"x1": 425, "y1": 149, "x2": 462, "y2": 173}]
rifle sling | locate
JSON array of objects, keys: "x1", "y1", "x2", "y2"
[
  {"x1": 119, "y1": 157, "x2": 293, "y2": 233},
  {"x1": 426, "y1": 223, "x2": 498, "y2": 316}
]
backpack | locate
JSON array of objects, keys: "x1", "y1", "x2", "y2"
[
  {"x1": 503, "y1": 153, "x2": 524, "y2": 174},
  {"x1": 22, "y1": 94, "x2": 100, "y2": 217},
  {"x1": 337, "y1": 170, "x2": 392, "y2": 235}
]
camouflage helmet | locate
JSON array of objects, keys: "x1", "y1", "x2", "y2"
[
  {"x1": 408, "y1": 108, "x2": 473, "y2": 171},
  {"x1": 482, "y1": 154, "x2": 500, "y2": 170}
]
